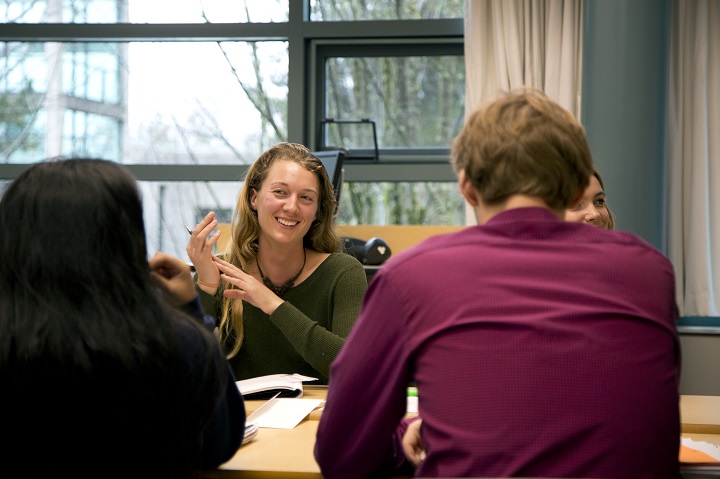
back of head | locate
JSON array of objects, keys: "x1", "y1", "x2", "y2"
[
  {"x1": 1, "y1": 158, "x2": 149, "y2": 295},
  {"x1": 452, "y1": 88, "x2": 594, "y2": 211},
  {"x1": 0, "y1": 158, "x2": 210, "y2": 478}
]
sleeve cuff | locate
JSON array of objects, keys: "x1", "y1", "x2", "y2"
[{"x1": 183, "y1": 295, "x2": 216, "y2": 332}]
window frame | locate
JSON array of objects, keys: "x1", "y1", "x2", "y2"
[
  {"x1": 0, "y1": 2, "x2": 463, "y2": 183},
  {"x1": 309, "y1": 39, "x2": 464, "y2": 182}
]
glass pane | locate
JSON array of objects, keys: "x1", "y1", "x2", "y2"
[
  {"x1": 63, "y1": 110, "x2": 121, "y2": 160},
  {"x1": 338, "y1": 182, "x2": 465, "y2": 225},
  {"x1": 324, "y1": 56, "x2": 464, "y2": 149},
  {"x1": 63, "y1": 43, "x2": 121, "y2": 103},
  {"x1": 129, "y1": 0, "x2": 288, "y2": 23},
  {"x1": 1, "y1": 42, "x2": 46, "y2": 162},
  {"x1": 0, "y1": 177, "x2": 464, "y2": 259},
  {"x1": 140, "y1": 180, "x2": 240, "y2": 262},
  {"x1": 310, "y1": 0, "x2": 464, "y2": 21},
  {"x1": 2, "y1": 0, "x2": 289, "y2": 23},
  {"x1": 138, "y1": 179, "x2": 465, "y2": 262},
  {"x1": 125, "y1": 41, "x2": 288, "y2": 165},
  {"x1": 0, "y1": 41, "x2": 288, "y2": 164},
  {"x1": 0, "y1": 0, "x2": 122, "y2": 23}
]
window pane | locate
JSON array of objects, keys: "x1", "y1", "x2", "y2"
[
  {"x1": 310, "y1": 0, "x2": 464, "y2": 21},
  {"x1": 1, "y1": 41, "x2": 288, "y2": 164},
  {"x1": 125, "y1": 41, "x2": 288, "y2": 164},
  {"x1": 1, "y1": 0, "x2": 121, "y2": 23},
  {"x1": 139, "y1": 180, "x2": 240, "y2": 261},
  {"x1": 63, "y1": 110, "x2": 121, "y2": 160},
  {"x1": 128, "y1": 0, "x2": 288, "y2": 23},
  {"x1": 138, "y1": 179, "x2": 465, "y2": 262},
  {"x1": 63, "y1": 43, "x2": 122, "y2": 103},
  {"x1": 2, "y1": 0, "x2": 288, "y2": 23},
  {"x1": 324, "y1": 56, "x2": 464, "y2": 149},
  {"x1": 64, "y1": 0, "x2": 121, "y2": 22},
  {"x1": 338, "y1": 182, "x2": 465, "y2": 225}
]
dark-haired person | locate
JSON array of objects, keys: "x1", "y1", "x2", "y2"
[
  {"x1": 315, "y1": 89, "x2": 680, "y2": 479},
  {"x1": 187, "y1": 142, "x2": 367, "y2": 383},
  {"x1": 0, "y1": 158, "x2": 245, "y2": 479}
]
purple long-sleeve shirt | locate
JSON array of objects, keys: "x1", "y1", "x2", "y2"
[{"x1": 315, "y1": 207, "x2": 680, "y2": 479}]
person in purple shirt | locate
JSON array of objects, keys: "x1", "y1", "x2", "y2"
[{"x1": 314, "y1": 88, "x2": 681, "y2": 479}]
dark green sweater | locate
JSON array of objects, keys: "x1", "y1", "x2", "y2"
[{"x1": 198, "y1": 253, "x2": 367, "y2": 383}]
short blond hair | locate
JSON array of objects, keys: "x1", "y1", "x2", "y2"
[{"x1": 452, "y1": 88, "x2": 594, "y2": 211}]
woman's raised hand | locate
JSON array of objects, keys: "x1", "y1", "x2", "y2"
[
  {"x1": 213, "y1": 255, "x2": 284, "y2": 315},
  {"x1": 186, "y1": 211, "x2": 222, "y2": 294}
]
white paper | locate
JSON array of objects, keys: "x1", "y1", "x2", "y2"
[
  {"x1": 682, "y1": 437, "x2": 720, "y2": 460},
  {"x1": 247, "y1": 397, "x2": 325, "y2": 429}
]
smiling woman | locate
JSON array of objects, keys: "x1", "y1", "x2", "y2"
[
  {"x1": 185, "y1": 142, "x2": 368, "y2": 384},
  {"x1": 0, "y1": 1, "x2": 466, "y2": 268},
  {"x1": 564, "y1": 169, "x2": 616, "y2": 229}
]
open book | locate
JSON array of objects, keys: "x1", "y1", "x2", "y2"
[{"x1": 236, "y1": 373, "x2": 318, "y2": 400}]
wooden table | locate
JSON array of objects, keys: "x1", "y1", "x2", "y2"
[
  {"x1": 202, "y1": 392, "x2": 720, "y2": 478},
  {"x1": 682, "y1": 395, "x2": 720, "y2": 434},
  {"x1": 205, "y1": 421, "x2": 323, "y2": 479},
  {"x1": 203, "y1": 386, "x2": 328, "y2": 479},
  {"x1": 680, "y1": 397, "x2": 720, "y2": 478}
]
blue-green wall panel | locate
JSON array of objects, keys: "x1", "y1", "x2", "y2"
[{"x1": 581, "y1": 0, "x2": 671, "y2": 251}]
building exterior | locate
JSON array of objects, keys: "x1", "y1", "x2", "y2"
[{"x1": 1, "y1": 0, "x2": 127, "y2": 164}]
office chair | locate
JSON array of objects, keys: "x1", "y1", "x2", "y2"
[{"x1": 341, "y1": 236, "x2": 392, "y2": 265}]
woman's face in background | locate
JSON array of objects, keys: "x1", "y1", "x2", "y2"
[{"x1": 564, "y1": 175, "x2": 610, "y2": 229}]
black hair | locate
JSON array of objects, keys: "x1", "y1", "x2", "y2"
[{"x1": 0, "y1": 158, "x2": 226, "y2": 478}]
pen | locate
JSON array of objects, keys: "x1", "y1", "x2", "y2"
[{"x1": 185, "y1": 224, "x2": 193, "y2": 235}]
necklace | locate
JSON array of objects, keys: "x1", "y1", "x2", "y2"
[{"x1": 257, "y1": 249, "x2": 306, "y2": 297}]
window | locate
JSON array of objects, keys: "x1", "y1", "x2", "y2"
[
  {"x1": 1, "y1": 0, "x2": 465, "y2": 261},
  {"x1": 311, "y1": 40, "x2": 465, "y2": 226},
  {"x1": 315, "y1": 42, "x2": 465, "y2": 153},
  {"x1": 309, "y1": 0, "x2": 463, "y2": 21}
]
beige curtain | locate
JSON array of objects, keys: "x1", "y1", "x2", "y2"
[
  {"x1": 464, "y1": 0, "x2": 583, "y2": 116},
  {"x1": 463, "y1": 0, "x2": 584, "y2": 223},
  {"x1": 668, "y1": 0, "x2": 720, "y2": 316}
]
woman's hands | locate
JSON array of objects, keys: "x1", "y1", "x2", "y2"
[
  {"x1": 213, "y1": 255, "x2": 284, "y2": 316},
  {"x1": 186, "y1": 211, "x2": 222, "y2": 294},
  {"x1": 149, "y1": 252, "x2": 196, "y2": 305}
]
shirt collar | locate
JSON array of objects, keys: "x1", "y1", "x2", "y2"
[{"x1": 484, "y1": 207, "x2": 561, "y2": 226}]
